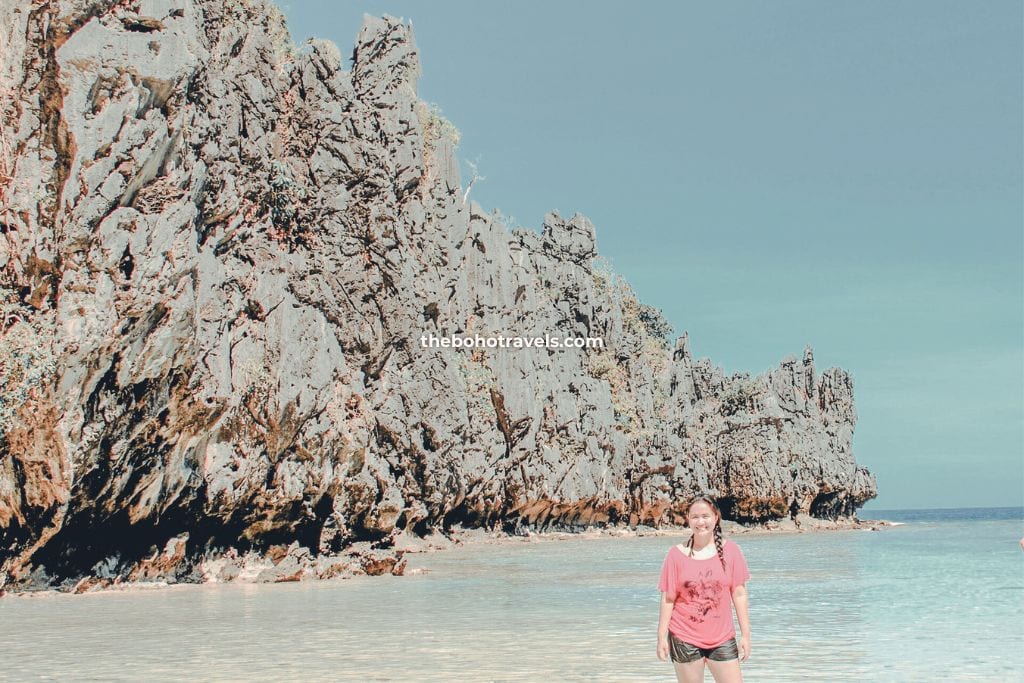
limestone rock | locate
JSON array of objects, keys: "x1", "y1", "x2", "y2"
[{"x1": 0, "y1": 1, "x2": 875, "y2": 591}]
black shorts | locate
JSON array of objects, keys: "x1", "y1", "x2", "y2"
[{"x1": 668, "y1": 634, "x2": 739, "y2": 664}]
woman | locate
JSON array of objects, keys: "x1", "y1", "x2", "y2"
[{"x1": 656, "y1": 495, "x2": 751, "y2": 683}]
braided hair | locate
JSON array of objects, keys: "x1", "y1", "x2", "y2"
[{"x1": 684, "y1": 495, "x2": 727, "y2": 573}]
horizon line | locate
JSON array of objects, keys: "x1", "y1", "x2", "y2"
[{"x1": 859, "y1": 504, "x2": 1023, "y2": 511}]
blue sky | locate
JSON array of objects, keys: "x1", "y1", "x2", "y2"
[{"x1": 281, "y1": 2, "x2": 1023, "y2": 509}]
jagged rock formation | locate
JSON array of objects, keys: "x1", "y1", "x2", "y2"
[{"x1": 0, "y1": 0, "x2": 875, "y2": 591}]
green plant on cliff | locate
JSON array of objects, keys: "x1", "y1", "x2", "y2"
[
  {"x1": 587, "y1": 352, "x2": 615, "y2": 380},
  {"x1": 585, "y1": 350, "x2": 633, "y2": 425},
  {"x1": 720, "y1": 374, "x2": 760, "y2": 416},
  {"x1": 417, "y1": 102, "x2": 461, "y2": 153},
  {"x1": 0, "y1": 289, "x2": 58, "y2": 438},
  {"x1": 593, "y1": 256, "x2": 674, "y2": 348},
  {"x1": 637, "y1": 302, "x2": 673, "y2": 341},
  {"x1": 262, "y1": 160, "x2": 311, "y2": 247},
  {"x1": 587, "y1": 256, "x2": 678, "y2": 433},
  {"x1": 267, "y1": 5, "x2": 301, "y2": 63},
  {"x1": 590, "y1": 255, "x2": 615, "y2": 297},
  {"x1": 621, "y1": 292, "x2": 673, "y2": 350}
]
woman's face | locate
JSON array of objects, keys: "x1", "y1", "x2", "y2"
[{"x1": 686, "y1": 501, "x2": 718, "y2": 534}]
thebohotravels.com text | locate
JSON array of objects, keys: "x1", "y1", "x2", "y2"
[{"x1": 419, "y1": 334, "x2": 604, "y2": 350}]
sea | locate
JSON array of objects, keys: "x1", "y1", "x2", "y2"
[{"x1": 1, "y1": 507, "x2": 1021, "y2": 682}]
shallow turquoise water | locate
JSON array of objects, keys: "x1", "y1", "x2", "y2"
[{"x1": 1, "y1": 508, "x2": 1021, "y2": 681}]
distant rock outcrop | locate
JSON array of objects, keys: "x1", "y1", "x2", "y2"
[{"x1": 0, "y1": 0, "x2": 875, "y2": 591}]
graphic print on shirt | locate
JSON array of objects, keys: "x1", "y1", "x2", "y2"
[{"x1": 682, "y1": 567, "x2": 724, "y2": 623}]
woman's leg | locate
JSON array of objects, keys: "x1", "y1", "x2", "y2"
[
  {"x1": 705, "y1": 657, "x2": 743, "y2": 683},
  {"x1": 672, "y1": 659, "x2": 706, "y2": 683}
]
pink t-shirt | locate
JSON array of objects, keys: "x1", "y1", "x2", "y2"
[{"x1": 658, "y1": 540, "x2": 750, "y2": 648}]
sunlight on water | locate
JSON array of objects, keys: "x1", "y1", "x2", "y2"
[{"x1": 2, "y1": 511, "x2": 1021, "y2": 682}]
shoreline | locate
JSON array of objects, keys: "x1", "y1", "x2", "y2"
[
  {"x1": 391, "y1": 515, "x2": 897, "y2": 556},
  {"x1": 2, "y1": 516, "x2": 896, "y2": 597}
]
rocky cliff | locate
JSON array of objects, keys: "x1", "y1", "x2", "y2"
[{"x1": 0, "y1": 0, "x2": 875, "y2": 591}]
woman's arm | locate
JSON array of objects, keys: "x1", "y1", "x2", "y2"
[
  {"x1": 731, "y1": 583, "x2": 750, "y2": 661},
  {"x1": 656, "y1": 592, "x2": 674, "y2": 661}
]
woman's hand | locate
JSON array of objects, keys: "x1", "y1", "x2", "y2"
[
  {"x1": 657, "y1": 636, "x2": 670, "y2": 661},
  {"x1": 657, "y1": 591, "x2": 675, "y2": 661},
  {"x1": 737, "y1": 634, "x2": 751, "y2": 662}
]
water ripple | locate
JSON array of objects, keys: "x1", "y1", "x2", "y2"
[{"x1": 1, "y1": 520, "x2": 1022, "y2": 681}]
